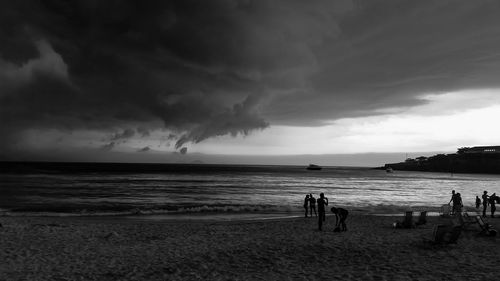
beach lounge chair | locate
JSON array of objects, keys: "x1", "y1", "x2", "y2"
[
  {"x1": 393, "y1": 211, "x2": 414, "y2": 228},
  {"x1": 445, "y1": 225, "x2": 462, "y2": 244},
  {"x1": 430, "y1": 224, "x2": 462, "y2": 244},
  {"x1": 402, "y1": 211, "x2": 414, "y2": 228},
  {"x1": 476, "y1": 216, "x2": 497, "y2": 236},
  {"x1": 460, "y1": 212, "x2": 476, "y2": 229},
  {"x1": 440, "y1": 204, "x2": 451, "y2": 217},
  {"x1": 415, "y1": 211, "x2": 427, "y2": 226}
]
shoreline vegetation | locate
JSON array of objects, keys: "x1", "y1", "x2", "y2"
[
  {"x1": 2, "y1": 213, "x2": 500, "y2": 280},
  {"x1": 377, "y1": 145, "x2": 500, "y2": 174}
]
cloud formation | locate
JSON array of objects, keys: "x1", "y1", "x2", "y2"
[
  {"x1": 179, "y1": 147, "x2": 187, "y2": 155},
  {"x1": 101, "y1": 142, "x2": 116, "y2": 151},
  {"x1": 2, "y1": 0, "x2": 500, "y2": 157},
  {"x1": 110, "y1": 128, "x2": 135, "y2": 141},
  {"x1": 138, "y1": 146, "x2": 150, "y2": 152}
]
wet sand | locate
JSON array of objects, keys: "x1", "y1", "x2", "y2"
[{"x1": 1, "y1": 213, "x2": 499, "y2": 280}]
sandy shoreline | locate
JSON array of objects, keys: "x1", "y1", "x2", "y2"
[{"x1": 1, "y1": 213, "x2": 500, "y2": 281}]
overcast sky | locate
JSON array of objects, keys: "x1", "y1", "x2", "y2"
[{"x1": 2, "y1": 0, "x2": 500, "y2": 165}]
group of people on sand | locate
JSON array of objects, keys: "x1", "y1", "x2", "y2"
[
  {"x1": 476, "y1": 190, "x2": 500, "y2": 218},
  {"x1": 449, "y1": 189, "x2": 500, "y2": 218},
  {"x1": 304, "y1": 193, "x2": 348, "y2": 232}
]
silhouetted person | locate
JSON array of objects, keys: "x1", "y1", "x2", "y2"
[
  {"x1": 309, "y1": 194, "x2": 317, "y2": 217},
  {"x1": 490, "y1": 193, "x2": 497, "y2": 218},
  {"x1": 482, "y1": 191, "x2": 489, "y2": 218},
  {"x1": 449, "y1": 190, "x2": 456, "y2": 215},
  {"x1": 453, "y1": 193, "x2": 463, "y2": 215},
  {"x1": 331, "y1": 207, "x2": 348, "y2": 231},
  {"x1": 476, "y1": 196, "x2": 481, "y2": 209},
  {"x1": 304, "y1": 195, "x2": 309, "y2": 217},
  {"x1": 317, "y1": 193, "x2": 328, "y2": 231}
]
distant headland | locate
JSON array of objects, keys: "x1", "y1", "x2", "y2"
[{"x1": 378, "y1": 146, "x2": 500, "y2": 174}]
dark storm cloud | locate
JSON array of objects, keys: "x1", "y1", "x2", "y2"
[
  {"x1": 138, "y1": 146, "x2": 150, "y2": 152},
  {"x1": 101, "y1": 141, "x2": 116, "y2": 151},
  {"x1": 2, "y1": 0, "x2": 500, "y2": 152},
  {"x1": 265, "y1": 0, "x2": 500, "y2": 125},
  {"x1": 110, "y1": 128, "x2": 135, "y2": 141},
  {"x1": 136, "y1": 127, "x2": 150, "y2": 137},
  {"x1": 1, "y1": 0, "x2": 278, "y2": 148},
  {"x1": 174, "y1": 94, "x2": 268, "y2": 148}
]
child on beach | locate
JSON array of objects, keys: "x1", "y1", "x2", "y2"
[
  {"x1": 476, "y1": 196, "x2": 481, "y2": 209},
  {"x1": 331, "y1": 207, "x2": 348, "y2": 232},
  {"x1": 317, "y1": 193, "x2": 328, "y2": 231}
]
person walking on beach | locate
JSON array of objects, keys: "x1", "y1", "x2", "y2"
[
  {"x1": 317, "y1": 193, "x2": 328, "y2": 231},
  {"x1": 476, "y1": 196, "x2": 481, "y2": 209},
  {"x1": 482, "y1": 191, "x2": 489, "y2": 218},
  {"x1": 490, "y1": 193, "x2": 497, "y2": 218},
  {"x1": 304, "y1": 195, "x2": 310, "y2": 217},
  {"x1": 309, "y1": 194, "x2": 317, "y2": 217},
  {"x1": 331, "y1": 207, "x2": 348, "y2": 231}
]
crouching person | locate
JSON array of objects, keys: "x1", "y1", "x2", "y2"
[{"x1": 331, "y1": 207, "x2": 348, "y2": 232}]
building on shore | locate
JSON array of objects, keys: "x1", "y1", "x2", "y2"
[{"x1": 457, "y1": 146, "x2": 500, "y2": 154}]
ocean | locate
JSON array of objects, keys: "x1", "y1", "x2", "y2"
[{"x1": 1, "y1": 162, "x2": 499, "y2": 220}]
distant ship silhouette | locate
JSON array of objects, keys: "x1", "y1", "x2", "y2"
[{"x1": 306, "y1": 164, "x2": 322, "y2": 170}]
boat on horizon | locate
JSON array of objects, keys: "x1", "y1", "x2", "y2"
[{"x1": 306, "y1": 164, "x2": 322, "y2": 170}]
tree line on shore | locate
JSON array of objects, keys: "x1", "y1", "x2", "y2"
[{"x1": 380, "y1": 149, "x2": 500, "y2": 174}]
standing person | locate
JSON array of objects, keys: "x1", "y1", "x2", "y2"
[
  {"x1": 476, "y1": 196, "x2": 481, "y2": 209},
  {"x1": 448, "y1": 190, "x2": 456, "y2": 215},
  {"x1": 453, "y1": 193, "x2": 463, "y2": 215},
  {"x1": 317, "y1": 193, "x2": 328, "y2": 231},
  {"x1": 482, "y1": 191, "x2": 489, "y2": 218},
  {"x1": 331, "y1": 207, "x2": 349, "y2": 232},
  {"x1": 490, "y1": 193, "x2": 497, "y2": 218},
  {"x1": 304, "y1": 195, "x2": 310, "y2": 218},
  {"x1": 309, "y1": 194, "x2": 317, "y2": 217}
]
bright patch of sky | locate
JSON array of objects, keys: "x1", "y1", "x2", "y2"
[{"x1": 188, "y1": 89, "x2": 500, "y2": 155}]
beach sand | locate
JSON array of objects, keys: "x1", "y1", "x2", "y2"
[{"x1": 1, "y1": 213, "x2": 499, "y2": 281}]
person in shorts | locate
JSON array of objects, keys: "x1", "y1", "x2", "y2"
[{"x1": 331, "y1": 207, "x2": 349, "y2": 232}]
